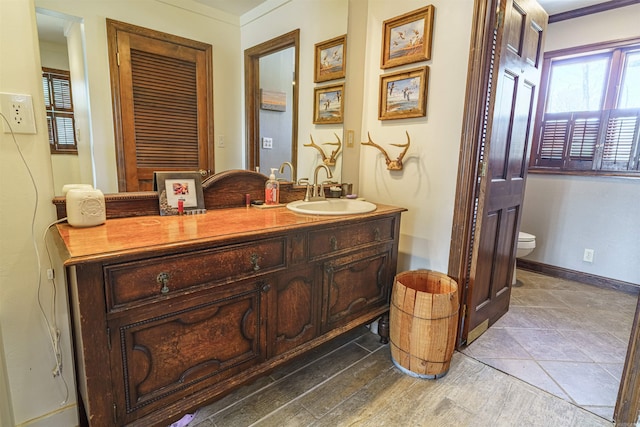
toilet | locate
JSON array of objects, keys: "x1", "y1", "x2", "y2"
[{"x1": 513, "y1": 231, "x2": 536, "y2": 285}]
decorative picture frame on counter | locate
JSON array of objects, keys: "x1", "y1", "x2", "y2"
[
  {"x1": 381, "y1": 5, "x2": 434, "y2": 69},
  {"x1": 313, "y1": 83, "x2": 344, "y2": 124},
  {"x1": 153, "y1": 171, "x2": 206, "y2": 216},
  {"x1": 314, "y1": 34, "x2": 347, "y2": 82},
  {"x1": 379, "y1": 66, "x2": 429, "y2": 120}
]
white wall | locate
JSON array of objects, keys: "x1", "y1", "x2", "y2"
[
  {"x1": 521, "y1": 4, "x2": 640, "y2": 285},
  {"x1": 35, "y1": 0, "x2": 245, "y2": 194},
  {"x1": 241, "y1": 0, "x2": 348, "y2": 182},
  {"x1": 0, "y1": 0, "x2": 77, "y2": 425},
  {"x1": 357, "y1": 0, "x2": 473, "y2": 273}
]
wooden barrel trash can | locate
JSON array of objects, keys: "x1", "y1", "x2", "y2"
[{"x1": 390, "y1": 269, "x2": 459, "y2": 379}]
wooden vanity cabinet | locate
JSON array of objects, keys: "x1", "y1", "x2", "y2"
[{"x1": 56, "y1": 206, "x2": 403, "y2": 426}]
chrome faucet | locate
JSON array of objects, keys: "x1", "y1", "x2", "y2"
[
  {"x1": 278, "y1": 161, "x2": 295, "y2": 182},
  {"x1": 312, "y1": 164, "x2": 333, "y2": 199}
]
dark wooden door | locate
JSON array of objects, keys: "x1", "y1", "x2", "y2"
[
  {"x1": 107, "y1": 19, "x2": 214, "y2": 191},
  {"x1": 466, "y1": 0, "x2": 548, "y2": 343}
]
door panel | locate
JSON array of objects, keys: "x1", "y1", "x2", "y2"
[{"x1": 465, "y1": 0, "x2": 547, "y2": 343}]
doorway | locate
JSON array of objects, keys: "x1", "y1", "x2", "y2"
[
  {"x1": 244, "y1": 29, "x2": 299, "y2": 179},
  {"x1": 449, "y1": 0, "x2": 639, "y2": 424}
]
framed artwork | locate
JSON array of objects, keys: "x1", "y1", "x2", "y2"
[
  {"x1": 260, "y1": 89, "x2": 286, "y2": 111},
  {"x1": 379, "y1": 66, "x2": 428, "y2": 120},
  {"x1": 153, "y1": 171, "x2": 205, "y2": 215},
  {"x1": 381, "y1": 5, "x2": 434, "y2": 69},
  {"x1": 313, "y1": 84, "x2": 344, "y2": 124},
  {"x1": 314, "y1": 34, "x2": 347, "y2": 83}
]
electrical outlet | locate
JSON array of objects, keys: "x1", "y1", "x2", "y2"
[
  {"x1": 583, "y1": 248, "x2": 594, "y2": 263},
  {"x1": 262, "y1": 137, "x2": 273, "y2": 149},
  {"x1": 217, "y1": 135, "x2": 225, "y2": 148},
  {"x1": 0, "y1": 93, "x2": 37, "y2": 134}
]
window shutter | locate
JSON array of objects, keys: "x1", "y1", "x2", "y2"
[
  {"x1": 599, "y1": 109, "x2": 640, "y2": 171},
  {"x1": 565, "y1": 114, "x2": 600, "y2": 170},
  {"x1": 51, "y1": 76, "x2": 73, "y2": 110},
  {"x1": 43, "y1": 76, "x2": 51, "y2": 108},
  {"x1": 536, "y1": 115, "x2": 568, "y2": 166},
  {"x1": 129, "y1": 49, "x2": 199, "y2": 169}
]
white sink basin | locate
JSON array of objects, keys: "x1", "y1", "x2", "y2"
[{"x1": 286, "y1": 199, "x2": 377, "y2": 215}]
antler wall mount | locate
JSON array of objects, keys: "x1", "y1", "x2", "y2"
[
  {"x1": 304, "y1": 133, "x2": 342, "y2": 166},
  {"x1": 361, "y1": 131, "x2": 411, "y2": 171}
]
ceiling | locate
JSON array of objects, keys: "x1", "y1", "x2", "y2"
[
  {"x1": 36, "y1": 0, "x2": 613, "y2": 45},
  {"x1": 192, "y1": 0, "x2": 610, "y2": 16}
]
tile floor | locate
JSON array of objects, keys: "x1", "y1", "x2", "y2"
[
  {"x1": 461, "y1": 269, "x2": 638, "y2": 421},
  {"x1": 184, "y1": 269, "x2": 635, "y2": 426}
]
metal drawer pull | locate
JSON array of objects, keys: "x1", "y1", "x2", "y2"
[
  {"x1": 250, "y1": 253, "x2": 260, "y2": 271},
  {"x1": 157, "y1": 272, "x2": 170, "y2": 294},
  {"x1": 374, "y1": 227, "x2": 381, "y2": 241}
]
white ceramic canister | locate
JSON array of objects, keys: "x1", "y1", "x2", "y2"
[{"x1": 66, "y1": 188, "x2": 106, "y2": 227}]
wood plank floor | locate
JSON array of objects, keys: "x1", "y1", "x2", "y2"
[{"x1": 187, "y1": 325, "x2": 612, "y2": 426}]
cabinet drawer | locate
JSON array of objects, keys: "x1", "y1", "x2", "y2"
[
  {"x1": 105, "y1": 238, "x2": 285, "y2": 311},
  {"x1": 308, "y1": 217, "x2": 395, "y2": 259}
]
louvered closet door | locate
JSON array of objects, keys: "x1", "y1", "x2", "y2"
[{"x1": 116, "y1": 31, "x2": 211, "y2": 191}]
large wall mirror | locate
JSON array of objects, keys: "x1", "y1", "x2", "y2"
[
  {"x1": 35, "y1": 1, "x2": 347, "y2": 195},
  {"x1": 245, "y1": 30, "x2": 299, "y2": 182}
]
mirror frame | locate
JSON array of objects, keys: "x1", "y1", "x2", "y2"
[{"x1": 244, "y1": 29, "x2": 300, "y2": 181}]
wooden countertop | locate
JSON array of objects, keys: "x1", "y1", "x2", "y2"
[{"x1": 54, "y1": 204, "x2": 405, "y2": 265}]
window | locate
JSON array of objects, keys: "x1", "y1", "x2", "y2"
[
  {"x1": 530, "y1": 38, "x2": 640, "y2": 176},
  {"x1": 42, "y1": 68, "x2": 77, "y2": 154}
]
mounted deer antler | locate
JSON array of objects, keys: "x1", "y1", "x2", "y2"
[
  {"x1": 361, "y1": 131, "x2": 411, "y2": 171},
  {"x1": 304, "y1": 133, "x2": 342, "y2": 166}
]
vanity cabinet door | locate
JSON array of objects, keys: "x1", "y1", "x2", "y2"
[
  {"x1": 321, "y1": 244, "x2": 394, "y2": 332},
  {"x1": 270, "y1": 266, "x2": 321, "y2": 357},
  {"x1": 107, "y1": 278, "x2": 269, "y2": 425}
]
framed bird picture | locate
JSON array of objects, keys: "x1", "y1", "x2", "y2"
[
  {"x1": 314, "y1": 35, "x2": 347, "y2": 83},
  {"x1": 381, "y1": 5, "x2": 434, "y2": 69}
]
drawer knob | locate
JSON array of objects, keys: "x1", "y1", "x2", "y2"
[
  {"x1": 250, "y1": 253, "x2": 260, "y2": 271},
  {"x1": 374, "y1": 227, "x2": 381, "y2": 241},
  {"x1": 330, "y1": 235, "x2": 338, "y2": 251},
  {"x1": 157, "y1": 272, "x2": 170, "y2": 294}
]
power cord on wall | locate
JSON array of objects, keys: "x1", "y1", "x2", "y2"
[{"x1": 0, "y1": 112, "x2": 69, "y2": 405}]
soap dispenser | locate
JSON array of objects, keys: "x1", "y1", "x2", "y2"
[{"x1": 265, "y1": 168, "x2": 280, "y2": 205}]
